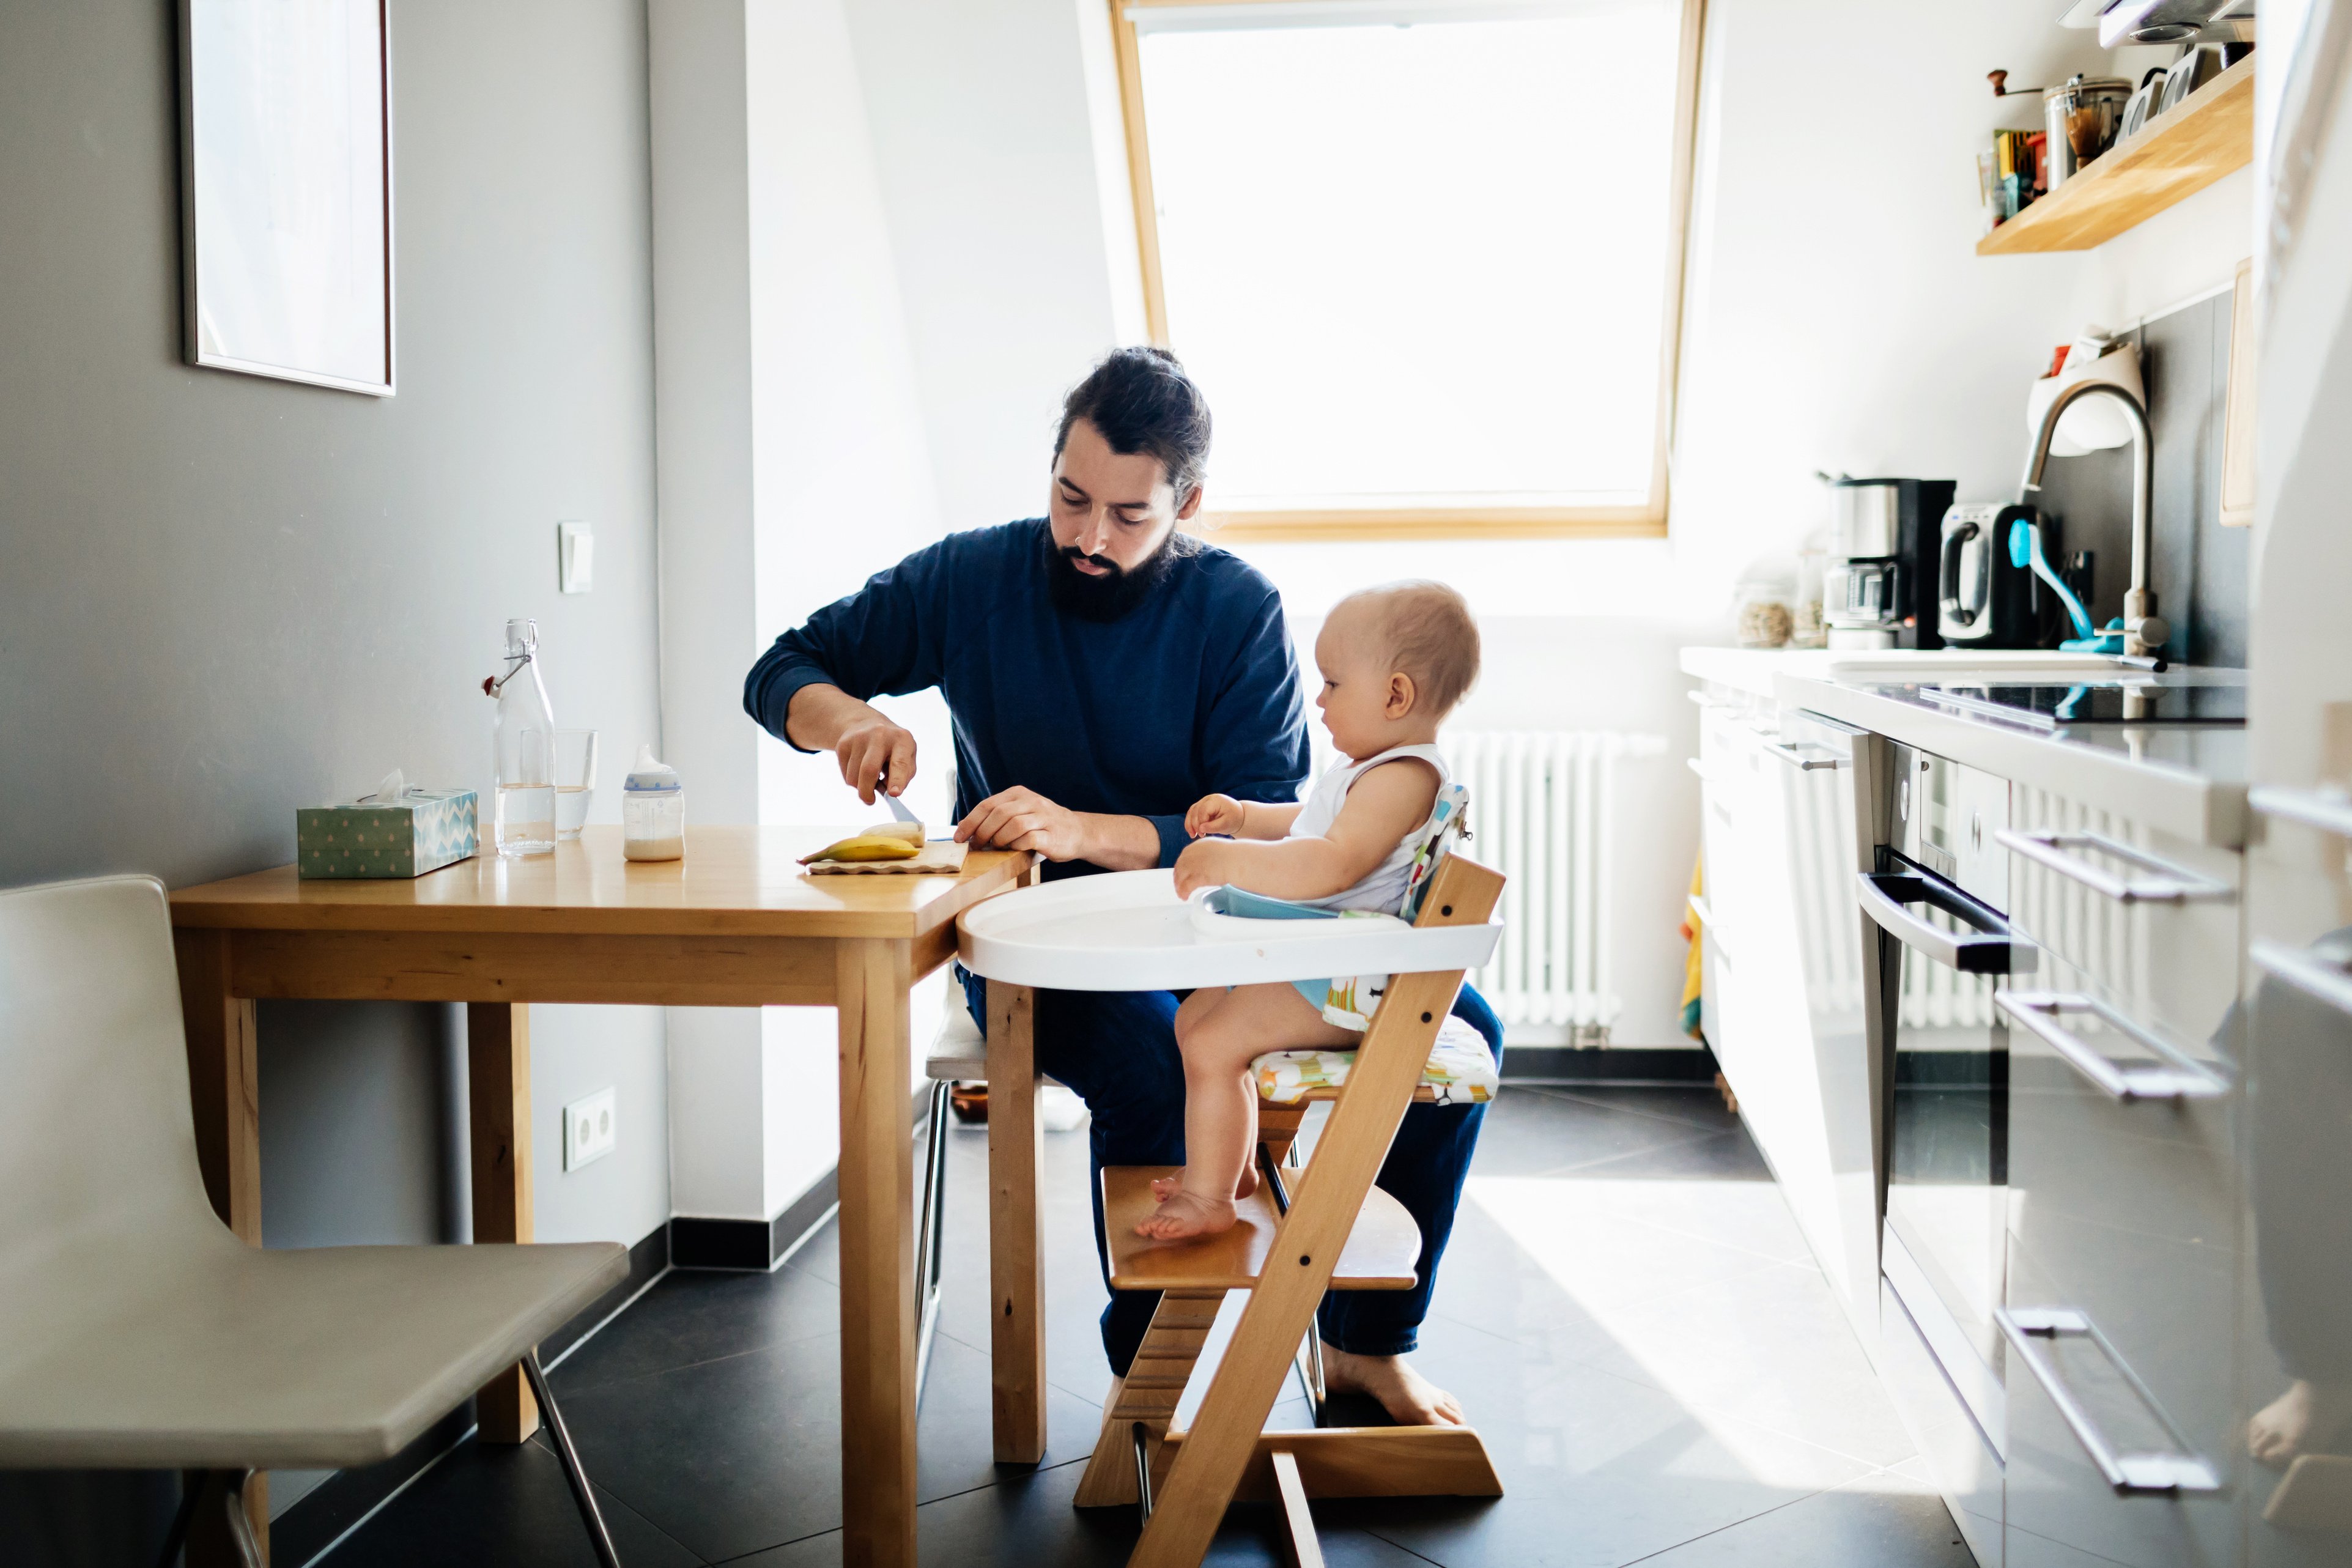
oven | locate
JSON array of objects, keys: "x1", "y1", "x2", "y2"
[{"x1": 1858, "y1": 744, "x2": 2032, "y2": 1564}]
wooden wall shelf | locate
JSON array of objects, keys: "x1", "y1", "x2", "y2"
[{"x1": 1978, "y1": 53, "x2": 2254, "y2": 255}]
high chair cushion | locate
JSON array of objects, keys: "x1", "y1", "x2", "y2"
[{"x1": 1252, "y1": 1015, "x2": 1498, "y2": 1108}]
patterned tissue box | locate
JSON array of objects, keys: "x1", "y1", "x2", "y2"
[{"x1": 297, "y1": 790, "x2": 479, "y2": 879}]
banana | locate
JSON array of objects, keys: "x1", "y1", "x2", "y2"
[{"x1": 800, "y1": 820, "x2": 925, "y2": 864}]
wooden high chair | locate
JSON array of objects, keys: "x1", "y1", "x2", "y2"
[{"x1": 959, "y1": 856, "x2": 1507, "y2": 1568}]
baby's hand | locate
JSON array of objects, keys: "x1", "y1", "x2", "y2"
[
  {"x1": 1186, "y1": 794, "x2": 1246, "y2": 838},
  {"x1": 1173, "y1": 838, "x2": 1233, "y2": 900}
]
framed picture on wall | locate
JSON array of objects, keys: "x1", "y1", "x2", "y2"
[{"x1": 177, "y1": 0, "x2": 394, "y2": 396}]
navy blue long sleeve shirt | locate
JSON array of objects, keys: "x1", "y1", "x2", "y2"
[{"x1": 743, "y1": 519, "x2": 1311, "y2": 872}]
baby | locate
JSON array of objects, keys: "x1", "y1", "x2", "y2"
[{"x1": 1147, "y1": 580, "x2": 1481, "y2": 1241}]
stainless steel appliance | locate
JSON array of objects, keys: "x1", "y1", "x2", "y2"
[
  {"x1": 1823, "y1": 476, "x2": 1955, "y2": 650},
  {"x1": 1938, "y1": 503, "x2": 2043, "y2": 648},
  {"x1": 1860, "y1": 742, "x2": 2029, "y2": 1567},
  {"x1": 1918, "y1": 679, "x2": 2247, "y2": 729}
]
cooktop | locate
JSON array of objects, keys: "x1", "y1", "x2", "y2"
[{"x1": 1917, "y1": 682, "x2": 2247, "y2": 729}]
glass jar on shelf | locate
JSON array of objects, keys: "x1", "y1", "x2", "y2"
[{"x1": 1732, "y1": 558, "x2": 1799, "y2": 649}]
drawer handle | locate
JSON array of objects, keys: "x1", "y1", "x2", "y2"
[
  {"x1": 1995, "y1": 828, "x2": 2235, "y2": 904},
  {"x1": 1855, "y1": 870, "x2": 2033, "y2": 975},
  {"x1": 1994, "y1": 990, "x2": 2228, "y2": 1102},
  {"x1": 2251, "y1": 937, "x2": 2352, "y2": 1019},
  {"x1": 1766, "y1": 740, "x2": 1844, "y2": 771},
  {"x1": 2250, "y1": 784, "x2": 2352, "y2": 839},
  {"x1": 1995, "y1": 1307, "x2": 2222, "y2": 1495}
]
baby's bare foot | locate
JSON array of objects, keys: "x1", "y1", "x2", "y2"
[
  {"x1": 2251, "y1": 1380, "x2": 2352, "y2": 1466},
  {"x1": 1152, "y1": 1166, "x2": 1259, "y2": 1204},
  {"x1": 1134, "y1": 1190, "x2": 1238, "y2": 1241}
]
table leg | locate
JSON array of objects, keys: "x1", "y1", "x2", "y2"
[
  {"x1": 172, "y1": 929, "x2": 261, "y2": 1244},
  {"x1": 172, "y1": 931, "x2": 268, "y2": 1564},
  {"x1": 837, "y1": 937, "x2": 918, "y2": 1568},
  {"x1": 468, "y1": 1001, "x2": 538, "y2": 1443},
  {"x1": 985, "y1": 980, "x2": 1046, "y2": 1463}
]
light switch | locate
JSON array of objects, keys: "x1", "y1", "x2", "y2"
[{"x1": 558, "y1": 520, "x2": 594, "y2": 594}]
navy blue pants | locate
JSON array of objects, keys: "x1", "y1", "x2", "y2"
[{"x1": 961, "y1": 968, "x2": 1501, "y2": 1377}]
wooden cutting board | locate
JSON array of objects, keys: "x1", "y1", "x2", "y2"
[{"x1": 802, "y1": 840, "x2": 970, "y2": 876}]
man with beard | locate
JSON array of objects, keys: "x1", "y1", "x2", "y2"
[{"x1": 743, "y1": 346, "x2": 1499, "y2": 1427}]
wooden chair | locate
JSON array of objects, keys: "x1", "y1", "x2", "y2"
[{"x1": 1064, "y1": 856, "x2": 1509, "y2": 1566}]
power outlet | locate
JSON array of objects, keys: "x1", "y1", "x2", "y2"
[{"x1": 563, "y1": 1086, "x2": 616, "y2": 1172}]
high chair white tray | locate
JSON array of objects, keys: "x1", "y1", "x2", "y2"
[
  {"x1": 955, "y1": 868, "x2": 1499, "y2": 993},
  {"x1": 955, "y1": 857, "x2": 1508, "y2": 1568}
]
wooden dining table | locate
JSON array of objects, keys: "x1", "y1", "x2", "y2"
[{"x1": 167, "y1": 825, "x2": 1041, "y2": 1568}]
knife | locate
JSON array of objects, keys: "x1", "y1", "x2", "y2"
[{"x1": 878, "y1": 779, "x2": 919, "y2": 824}]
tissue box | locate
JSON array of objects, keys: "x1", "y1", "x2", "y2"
[{"x1": 297, "y1": 790, "x2": 479, "y2": 879}]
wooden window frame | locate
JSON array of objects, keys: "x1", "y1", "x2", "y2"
[{"x1": 1109, "y1": 0, "x2": 1707, "y2": 543}]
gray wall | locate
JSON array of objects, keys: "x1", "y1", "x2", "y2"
[
  {"x1": 0, "y1": 0, "x2": 665, "y2": 1553},
  {"x1": 2030, "y1": 290, "x2": 2251, "y2": 668}
]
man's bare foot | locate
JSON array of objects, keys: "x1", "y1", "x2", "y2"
[
  {"x1": 2251, "y1": 1380, "x2": 2352, "y2": 1466},
  {"x1": 1152, "y1": 1166, "x2": 1257, "y2": 1204},
  {"x1": 1134, "y1": 1189, "x2": 1238, "y2": 1240},
  {"x1": 1319, "y1": 1342, "x2": 1466, "y2": 1427}
]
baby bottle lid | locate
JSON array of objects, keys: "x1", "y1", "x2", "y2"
[{"x1": 624, "y1": 744, "x2": 681, "y2": 793}]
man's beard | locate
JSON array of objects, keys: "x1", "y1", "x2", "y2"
[{"x1": 1045, "y1": 530, "x2": 1186, "y2": 623}]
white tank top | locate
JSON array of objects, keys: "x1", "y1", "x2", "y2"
[{"x1": 1287, "y1": 743, "x2": 1451, "y2": 914}]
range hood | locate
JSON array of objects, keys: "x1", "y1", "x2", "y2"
[{"x1": 2057, "y1": 0, "x2": 2255, "y2": 46}]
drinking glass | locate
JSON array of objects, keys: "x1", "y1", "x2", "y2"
[{"x1": 554, "y1": 729, "x2": 598, "y2": 840}]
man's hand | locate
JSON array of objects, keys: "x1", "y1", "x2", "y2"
[
  {"x1": 1185, "y1": 794, "x2": 1247, "y2": 839},
  {"x1": 835, "y1": 717, "x2": 917, "y2": 807},
  {"x1": 1173, "y1": 837, "x2": 1241, "y2": 899},
  {"x1": 956, "y1": 786, "x2": 1092, "y2": 861}
]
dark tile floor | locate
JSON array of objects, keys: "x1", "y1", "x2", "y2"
[{"x1": 317, "y1": 1088, "x2": 1975, "y2": 1567}]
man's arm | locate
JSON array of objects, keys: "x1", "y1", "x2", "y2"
[
  {"x1": 744, "y1": 544, "x2": 952, "y2": 805},
  {"x1": 953, "y1": 788, "x2": 1163, "y2": 868},
  {"x1": 785, "y1": 684, "x2": 918, "y2": 807}
]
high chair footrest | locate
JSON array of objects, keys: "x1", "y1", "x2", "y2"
[
  {"x1": 1101, "y1": 1166, "x2": 1420, "y2": 1292},
  {"x1": 1152, "y1": 1424, "x2": 1504, "y2": 1501}
]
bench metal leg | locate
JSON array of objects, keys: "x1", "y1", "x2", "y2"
[
  {"x1": 523, "y1": 1349, "x2": 623, "y2": 1568},
  {"x1": 220, "y1": 1472, "x2": 263, "y2": 1568},
  {"x1": 915, "y1": 1078, "x2": 952, "y2": 1407}
]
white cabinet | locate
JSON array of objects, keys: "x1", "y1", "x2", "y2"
[{"x1": 1694, "y1": 690, "x2": 1879, "y2": 1339}]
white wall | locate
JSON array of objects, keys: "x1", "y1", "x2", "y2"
[
  {"x1": 838, "y1": 0, "x2": 1130, "y2": 532},
  {"x1": 651, "y1": 0, "x2": 952, "y2": 1227}
]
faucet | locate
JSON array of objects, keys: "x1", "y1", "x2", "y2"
[{"x1": 2019, "y1": 379, "x2": 2170, "y2": 659}]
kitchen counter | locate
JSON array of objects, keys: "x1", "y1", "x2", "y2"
[{"x1": 1679, "y1": 647, "x2": 2251, "y2": 847}]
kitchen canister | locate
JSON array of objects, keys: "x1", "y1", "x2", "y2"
[{"x1": 2043, "y1": 75, "x2": 2133, "y2": 190}]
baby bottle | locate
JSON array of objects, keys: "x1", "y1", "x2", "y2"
[{"x1": 623, "y1": 745, "x2": 685, "y2": 862}]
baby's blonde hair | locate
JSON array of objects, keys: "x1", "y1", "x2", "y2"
[{"x1": 1336, "y1": 580, "x2": 1481, "y2": 716}]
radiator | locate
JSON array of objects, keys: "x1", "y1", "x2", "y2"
[{"x1": 1442, "y1": 730, "x2": 1664, "y2": 1040}]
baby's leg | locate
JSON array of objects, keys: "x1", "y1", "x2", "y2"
[{"x1": 1136, "y1": 983, "x2": 1356, "y2": 1241}]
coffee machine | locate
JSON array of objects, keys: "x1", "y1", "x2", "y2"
[{"x1": 1821, "y1": 476, "x2": 1954, "y2": 649}]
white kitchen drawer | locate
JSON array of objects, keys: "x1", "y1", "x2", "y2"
[
  {"x1": 2004, "y1": 785, "x2": 2242, "y2": 1064},
  {"x1": 2002, "y1": 1245, "x2": 2235, "y2": 1568}
]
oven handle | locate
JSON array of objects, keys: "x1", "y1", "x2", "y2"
[
  {"x1": 1855, "y1": 870, "x2": 2032, "y2": 974},
  {"x1": 1994, "y1": 827, "x2": 2235, "y2": 904},
  {"x1": 1995, "y1": 1307, "x2": 2222, "y2": 1496},
  {"x1": 1994, "y1": 990, "x2": 2229, "y2": 1102},
  {"x1": 1766, "y1": 740, "x2": 1844, "y2": 771},
  {"x1": 2250, "y1": 937, "x2": 2352, "y2": 1018}
]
